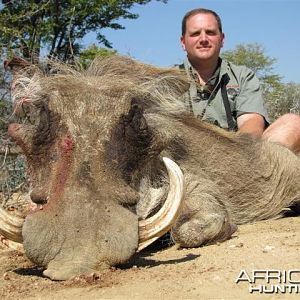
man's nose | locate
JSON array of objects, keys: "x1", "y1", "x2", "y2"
[{"x1": 199, "y1": 31, "x2": 208, "y2": 42}]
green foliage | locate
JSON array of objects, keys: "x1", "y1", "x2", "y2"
[
  {"x1": 222, "y1": 43, "x2": 276, "y2": 76},
  {"x1": 0, "y1": 0, "x2": 167, "y2": 62},
  {"x1": 0, "y1": 60, "x2": 12, "y2": 133},
  {"x1": 221, "y1": 43, "x2": 299, "y2": 121},
  {"x1": 222, "y1": 44, "x2": 281, "y2": 94},
  {"x1": 0, "y1": 0, "x2": 167, "y2": 143},
  {"x1": 222, "y1": 43, "x2": 283, "y2": 94},
  {"x1": 265, "y1": 82, "x2": 300, "y2": 121},
  {"x1": 0, "y1": 99, "x2": 11, "y2": 130},
  {"x1": 78, "y1": 44, "x2": 116, "y2": 68}
]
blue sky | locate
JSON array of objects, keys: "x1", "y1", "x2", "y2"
[{"x1": 84, "y1": 0, "x2": 300, "y2": 83}]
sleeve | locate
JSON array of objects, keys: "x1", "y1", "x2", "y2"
[{"x1": 235, "y1": 67, "x2": 270, "y2": 125}]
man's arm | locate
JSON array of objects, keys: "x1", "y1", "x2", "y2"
[{"x1": 237, "y1": 113, "x2": 266, "y2": 139}]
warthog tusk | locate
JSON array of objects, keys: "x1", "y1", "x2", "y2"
[
  {"x1": 0, "y1": 234, "x2": 24, "y2": 252},
  {"x1": 0, "y1": 207, "x2": 24, "y2": 244},
  {"x1": 138, "y1": 157, "x2": 185, "y2": 251}
]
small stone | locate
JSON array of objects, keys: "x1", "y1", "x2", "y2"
[
  {"x1": 212, "y1": 275, "x2": 221, "y2": 281},
  {"x1": 262, "y1": 245, "x2": 275, "y2": 253},
  {"x1": 229, "y1": 242, "x2": 243, "y2": 248}
]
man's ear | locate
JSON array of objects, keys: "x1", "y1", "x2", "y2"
[
  {"x1": 180, "y1": 36, "x2": 186, "y2": 51},
  {"x1": 105, "y1": 97, "x2": 153, "y2": 182},
  {"x1": 221, "y1": 32, "x2": 225, "y2": 48}
]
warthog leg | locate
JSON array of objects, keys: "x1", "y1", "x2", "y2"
[{"x1": 171, "y1": 177, "x2": 237, "y2": 247}]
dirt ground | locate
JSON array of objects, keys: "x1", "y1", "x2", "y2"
[{"x1": 0, "y1": 212, "x2": 299, "y2": 300}]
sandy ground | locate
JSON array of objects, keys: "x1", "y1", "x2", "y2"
[{"x1": 0, "y1": 211, "x2": 299, "y2": 300}]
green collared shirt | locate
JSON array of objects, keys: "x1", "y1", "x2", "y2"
[{"x1": 182, "y1": 58, "x2": 270, "y2": 130}]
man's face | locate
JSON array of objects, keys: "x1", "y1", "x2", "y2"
[{"x1": 181, "y1": 13, "x2": 224, "y2": 64}]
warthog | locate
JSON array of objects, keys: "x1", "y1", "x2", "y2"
[{"x1": 1, "y1": 55, "x2": 299, "y2": 280}]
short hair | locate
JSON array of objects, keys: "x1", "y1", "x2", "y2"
[{"x1": 181, "y1": 8, "x2": 223, "y2": 35}]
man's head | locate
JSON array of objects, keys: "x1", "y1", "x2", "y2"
[{"x1": 180, "y1": 8, "x2": 225, "y2": 66}]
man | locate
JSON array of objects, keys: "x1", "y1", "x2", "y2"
[{"x1": 180, "y1": 8, "x2": 300, "y2": 153}]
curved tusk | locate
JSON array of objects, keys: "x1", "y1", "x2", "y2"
[
  {"x1": 138, "y1": 157, "x2": 185, "y2": 251},
  {"x1": 0, "y1": 207, "x2": 25, "y2": 243},
  {"x1": 0, "y1": 234, "x2": 24, "y2": 252}
]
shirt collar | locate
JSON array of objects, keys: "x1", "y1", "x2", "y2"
[{"x1": 185, "y1": 57, "x2": 223, "y2": 90}]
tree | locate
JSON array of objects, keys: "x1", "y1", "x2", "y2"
[
  {"x1": 0, "y1": 0, "x2": 167, "y2": 62},
  {"x1": 222, "y1": 43, "x2": 282, "y2": 92},
  {"x1": 0, "y1": 0, "x2": 170, "y2": 131},
  {"x1": 266, "y1": 82, "x2": 300, "y2": 121},
  {"x1": 78, "y1": 44, "x2": 116, "y2": 68},
  {"x1": 0, "y1": 58, "x2": 12, "y2": 135},
  {"x1": 222, "y1": 43, "x2": 286, "y2": 121},
  {"x1": 0, "y1": 57, "x2": 28, "y2": 202}
]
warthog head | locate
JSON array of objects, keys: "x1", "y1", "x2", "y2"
[{"x1": 1, "y1": 56, "x2": 189, "y2": 280}]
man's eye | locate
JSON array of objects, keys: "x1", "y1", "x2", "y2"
[{"x1": 206, "y1": 30, "x2": 217, "y2": 36}]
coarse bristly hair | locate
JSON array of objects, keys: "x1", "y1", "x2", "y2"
[
  {"x1": 10, "y1": 55, "x2": 300, "y2": 233},
  {"x1": 11, "y1": 55, "x2": 190, "y2": 140}
]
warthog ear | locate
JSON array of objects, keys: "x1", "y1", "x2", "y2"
[
  {"x1": 4, "y1": 56, "x2": 31, "y2": 73},
  {"x1": 105, "y1": 97, "x2": 154, "y2": 182}
]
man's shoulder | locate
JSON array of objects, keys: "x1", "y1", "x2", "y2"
[{"x1": 221, "y1": 59, "x2": 254, "y2": 77}]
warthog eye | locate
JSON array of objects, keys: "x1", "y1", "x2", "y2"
[
  {"x1": 23, "y1": 104, "x2": 41, "y2": 125},
  {"x1": 27, "y1": 102, "x2": 61, "y2": 147}
]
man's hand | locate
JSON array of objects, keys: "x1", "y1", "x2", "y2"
[{"x1": 237, "y1": 113, "x2": 266, "y2": 139}]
